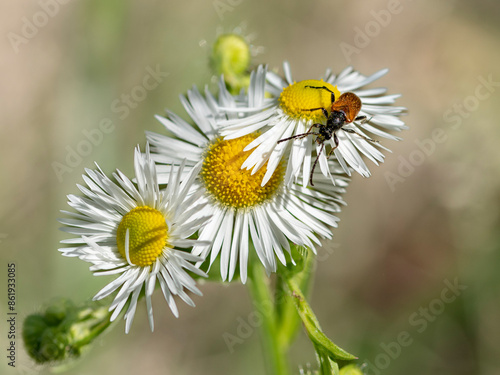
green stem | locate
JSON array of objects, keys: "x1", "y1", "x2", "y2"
[
  {"x1": 248, "y1": 263, "x2": 290, "y2": 375},
  {"x1": 74, "y1": 309, "x2": 114, "y2": 348}
]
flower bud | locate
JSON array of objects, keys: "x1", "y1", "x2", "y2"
[
  {"x1": 210, "y1": 33, "x2": 251, "y2": 94},
  {"x1": 339, "y1": 364, "x2": 364, "y2": 375},
  {"x1": 23, "y1": 298, "x2": 111, "y2": 365}
]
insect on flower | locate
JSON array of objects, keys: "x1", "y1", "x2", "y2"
[{"x1": 278, "y1": 86, "x2": 378, "y2": 186}]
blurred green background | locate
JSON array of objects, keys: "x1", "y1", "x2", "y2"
[{"x1": 1, "y1": 0, "x2": 500, "y2": 374}]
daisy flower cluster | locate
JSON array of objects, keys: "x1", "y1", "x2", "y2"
[
  {"x1": 146, "y1": 75, "x2": 349, "y2": 283},
  {"x1": 58, "y1": 60, "x2": 406, "y2": 332}
]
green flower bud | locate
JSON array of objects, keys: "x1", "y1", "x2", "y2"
[
  {"x1": 40, "y1": 329, "x2": 69, "y2": 362},
  {"x1": 45, "y1": 298, "x2": 75, "y2": 326},
  {"x1": 22, "y1": 314, "x2": 48, "y2": 363},
  {"x1": 339, "y1": 364, "x2": 364, "y2": 375},
  {"x1": 22, "y1": 298, "x2": 112, "y2": 365},
  {"x1": 212, "y1": 33, "x2": 250, "y2": 75},
  {"x1": 210, "y1": 33, "x2": 252, "y2": 94}
]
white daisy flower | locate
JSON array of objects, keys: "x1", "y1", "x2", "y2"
[
  {"x1": 58, "y1": 146, "x2": 209, "y2": 333},
  {"x1": 219, "y1": 62, "x2": 408, "y2": 187},
  {"x1": 146, "y1": 82, "x2": 348, "y2": 283}
]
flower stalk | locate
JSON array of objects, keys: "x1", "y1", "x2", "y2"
[{"x1": 248, "y1": 258, "x2": 290, "y2": 375}]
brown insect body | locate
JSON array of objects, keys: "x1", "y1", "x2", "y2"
[{"x1": 278, "y1": 86, "x2": 377, "y2": 186}]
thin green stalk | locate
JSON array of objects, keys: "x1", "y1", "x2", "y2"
[
  {"x1": 248, "y1": 263, "x2": 290, "y2": 375},
  {"x1": 74, "y1": 310, "x2": 114, "y2": 348}
]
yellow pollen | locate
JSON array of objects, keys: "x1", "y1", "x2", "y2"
[
  {"x1": 278, "y1": 79, "x2": 341, "y2": 122},
  {"x1": 116, "y1": 206, "x2": 168, "y2": 267},
  {"x1": 201, "y1": 134, "x2": 284, "y2": 208}
]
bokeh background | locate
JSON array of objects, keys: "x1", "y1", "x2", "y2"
[{"x1": 1, "y1": 0, "x2": 500, "y2": 374}]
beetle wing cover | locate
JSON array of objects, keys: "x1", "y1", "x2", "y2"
[{"x1": 331, "y1": 92, "x2": 362, "y2": 123}]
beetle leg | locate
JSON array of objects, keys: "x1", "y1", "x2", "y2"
[
  {"x1": 302, "y1": 107, "x2": 324, "y2": 112},
  {"x1": 304, "y1": 85, "x2": 336, "y2": 103},
  {"x1": 343, "y1": 128, "x2": 378, "y2": 143},
  {"x1": 354, "y1": 115, "x2": 367, "y2": 123},
  {"x1": 326, "y1": 133, "x2": 340, "y2": 159},
  {"x1": 301, "y1": 107, "x2": 329, "y2": 120},
  {"x1": 309, "y1": 142, "x2": 326, "y2": 187},
  {"x1": 277, "y1": 123, "x2": 321, "y2": 144},
  {"x1": 354, "y1": 115, "x2": 375, "y2": 124}
]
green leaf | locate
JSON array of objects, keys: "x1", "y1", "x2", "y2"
[
  {"x1": 308, "y1": 327, "x2": 357, "y2": 362},
  {"x1": 276, "y1": 246, "x2": 315, "y2": 348},
  {"x1": 286, "y1": 278, "x2": 357, "y2": 362}
]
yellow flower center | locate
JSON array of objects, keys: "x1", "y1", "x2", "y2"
[
  {"x1": 116, "y1": 206, "x2": 168, "y2": 267},
  {"x1": 278, "y1": 79, "x2": 341, "y2": 122},
  {"x1": 201, "y1": 134, "x2": 284, "y2": 208}
]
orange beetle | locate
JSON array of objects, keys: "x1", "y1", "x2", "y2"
[{"x1": 278, "y1": 85, "x2": 377, "y2": 186}]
